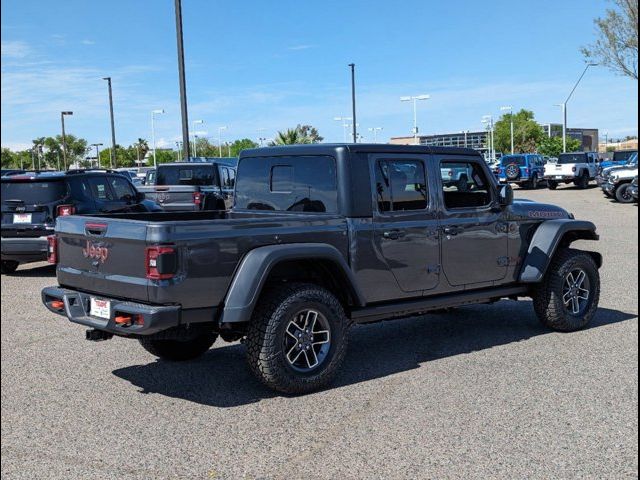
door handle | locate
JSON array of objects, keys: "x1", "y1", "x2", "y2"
[
  {"x1": 443, "y1": 226, "x2": 461, "y2": 236},
  {"x1": 383, "y1": 230, "x2": 405, "y2": 240}
]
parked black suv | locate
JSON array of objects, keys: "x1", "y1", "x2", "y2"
[
  {"x1": 137, "y1": 158, "x2": 237, "y2": 211},
  {"x1": 1, "y1": 170, "x2": 161, "y2": 273}
]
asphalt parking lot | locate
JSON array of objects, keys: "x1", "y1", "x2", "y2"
[{"x1": 1, "y1": 186, "x2": 637, "y2": 480}]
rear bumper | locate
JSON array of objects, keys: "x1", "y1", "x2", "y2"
[
  {"x1": 1, "y1": 236, "x2": 48, "y2": 262},
  {"x1": 42, "y1": 286, "x2": 186, "y2": 336},
  {"x1": 543, "y1": 174, "x2": 577, "y2": 182}
]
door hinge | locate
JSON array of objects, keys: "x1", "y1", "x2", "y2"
[{"x1": 427, "y1": 264, "x2": 441, "y2": 274}]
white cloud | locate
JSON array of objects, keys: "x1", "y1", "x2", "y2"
[
  {"x1": 81, "y1": 39, "x2": 95, "y2": 45},
  {"x1": 1, "y1": 40, "x2": 31, "y2": 58},
  {"x1": 287, "y1": 45, "x2": 314, "y2": 51}
]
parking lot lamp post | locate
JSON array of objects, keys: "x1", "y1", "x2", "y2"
[
  {"x1": 218, "y1": 126, "x2": 227, "y2": 157},
  {"x1": 560, "y1": 63, "x2": 598, "y2": 153},
  {"x1": 461, "y1": 130, "x2": 470, "y2": 148},
  {"x1": 60, "y1": 111, "x2": 73, "y2": 170},
  {"x1": 482, "y1": 115, "x2": 495, "y2": 162},
  {"x1": 102, "y1": 77, "x2": 117, "y2": 168},
  {"x1": 368, "y1": 127, "x2": 383, "y2": 143},
  {"x1": 192, "y1": 120, "x2": 204, "y2": 157},
  {"x1": 90, "y1": 143, "x2": 103, "y2": 168},
  {"x1": 151, "y1": 109, "x2": 165, "y2": 168},
  {"x1": 334, "y1": 117, "x2": 352, "y2": 143},
  {"x1": 400, "y1": 95, "x2": 430, "y2": 144},
  {"x1": 500, "y1": 106, "x2": 514, "y2": 154}
]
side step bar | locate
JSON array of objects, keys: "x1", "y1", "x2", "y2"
[{"x1": 350, "y1": 285, "x2": 529, "y2": 324}]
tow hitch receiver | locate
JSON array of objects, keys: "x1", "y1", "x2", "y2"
[{"x1": 86, "y1": 329, "x2": 114, "y2": 342}]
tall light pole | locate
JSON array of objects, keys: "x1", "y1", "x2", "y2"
[
  {"x1": 218, "y1": 126, "x2": 228, "y2": 157},
  {"x1": 482, "y1": 115, "x2": 495, "y2": 162},
  {"x1": 334, "y1": 116, "x2": 352, "y2": 142},
  {"x1": 174, "y1": 0, "x2": 191, "y2": 160},
  {"x1": 191, "y1": 119, "x2": 204, "y2": 156},
  {"x1": 90, "y1": 143, "x2": 103, "y2": 168},
  {"x1": 102, "y1": 77, "x2": 117, "y2": 168},
  {"x1": 400, "y1": 94, "x2": 430, "y2": 144},
  {"x1": 500, "y1": 105, "x2": 514, "y2": 154},
  {"x1": 348, "y1": 63, "x2": 357, "y2": 143},
  {"x1": 60, "y1": 111, "x2": 73, "y2": 170},
  {"x1": 151, "y1": 109, "x2": 165, "y2": 168},
  {"x1": 368, "y1": 127, "x2": 383, "y2": 143},
  {"x1": 461, "y1": 130, "x2": 470, "y2": 148},
  {"x1": 558, "y1": 63, "x2": 598, "y2": 153}
]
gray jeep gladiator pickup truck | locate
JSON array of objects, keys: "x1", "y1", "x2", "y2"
[{"x1": 42, "y1": 144, "x2": 602, "y2": 394}]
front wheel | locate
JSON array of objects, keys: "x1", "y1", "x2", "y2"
[
  {"x1": 529, "y1": 174, "x2": 540, "y2": 189},
  {"x1": 532, "y1": 248, "x2": 600, "y2": 332},
  {"x1": 575, "y1": 173, "x2": 589, "y2": 189},
  {"x1": 139, "y1": 329, "x2": 218, "y2": 361},
  {"x1": 246, "y1": 283, "x2": 349, "y2": 394},
  {"x1": 1, "y1": 260, "x2": 19, "y2": 274},
  {"x1": 615, "y1": 183, "x2": 634, "y2": 203}
]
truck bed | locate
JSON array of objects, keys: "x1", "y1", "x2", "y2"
[{"x1": 53, "y1": 212, "x2": 349, "y2": 310}]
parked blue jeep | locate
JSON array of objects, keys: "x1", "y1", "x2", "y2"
[
  {"x1": 498, "y1": 153, "x2": 546, "y2": 189},
  {"x1": 598, "y1": 150, "x2": 637, "y2": 173}
]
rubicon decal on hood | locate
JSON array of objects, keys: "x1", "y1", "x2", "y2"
[
  {"x1": 82, "y1": 240, "x2": 109, "y2": 263},
  {"x1": 527, "y1": 210, "x2": 567, "y2": 219}
]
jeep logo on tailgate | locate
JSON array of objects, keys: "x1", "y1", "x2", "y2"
[{"x1": 82, "y1": 240, "x2": 109, "y2": 263}]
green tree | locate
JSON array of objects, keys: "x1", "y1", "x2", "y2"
[
  {"x1": 537, "y1": 136, "x2": 583, "y2": 157},
  {"x1": 41, "y1": 134, "x2": 88, "y2": 169},
  {"x1": 270, "y1": 127, "x2": 312, "y2": 146},
  {"x1": 1, "y1": 148, "x2": 18, "y2": 168},
  {"x1": 582, "y1": 0, "x2": 638, "y2": 79},
  {"x1": 193, "y1": 137, "x2": 219, "y2": 157},
  {"x1": 297, "y1": 124, "x2": 323, "y2": 143},
  {"x1": 229, "y1": 138, "x2": 259, "y2": 157},
  {"x1": 494, "y1": 109, "x2": 545, "y2": 154}
]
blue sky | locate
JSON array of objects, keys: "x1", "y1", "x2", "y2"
[{"x1": 1, "y1": 0, "x2": 638, "y2": 150}]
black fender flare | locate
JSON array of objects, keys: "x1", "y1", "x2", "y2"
[
  {"x1": 519, "y1": 220, "x2": 602, "y2": 283},
  {"x1": 220, "y1": 243, "x2": 366, "y2": 323}
]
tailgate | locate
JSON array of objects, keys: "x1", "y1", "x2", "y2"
[
  {"x1": 141, "y1": 185, "x2": 199, "y2": 210},
  {"x1": 546, "y1": 164, "x2": 574, "y2": 176},
  {"x1": 55, "y1": 216, "x2": 150, "y2": 302}
]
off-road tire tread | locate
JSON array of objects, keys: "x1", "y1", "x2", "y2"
[
  {"x1": 245, "y1": 282, "x2": 349, "y2": 394},
  {"x1": 1, "y1": 261, "x2": 19, "y2": 274},
  {"x1": 532, "y1": 248, "x2": 600, "y2": 332},
  {"x1": 139, "y1": 330, "x2": 218, "y2": 361}
]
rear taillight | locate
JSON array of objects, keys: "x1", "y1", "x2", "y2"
[
  {"x1": 192, "y1": 192, "x2": 202, "y2": 206},
  {"x1": 145, "y1": 245, "x2": 177, "y2": 280},
  {"x1": 57, "y1": 204, "x2": 76, "y2": 216},
  {"x1": 47, "y1": 235, "x2": 57, "y2": 264},
  {"x1": 448, "y1": 170, "x2": 454, "y2": 177}
]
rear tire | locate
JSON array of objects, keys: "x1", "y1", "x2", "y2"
[
  {"x1": 1, "y1": 261, "x2": 19, "y2": 274},
  {"x1": 532, "y1": 248, "x2": 600, "y2": 332},
  {"x1": 547, "y1": 180, "x2": 558, "y2": 190},
  {"x1": 529, "y1": 173, "x2": 539, "y2": 189},
  {"x1": 576, "y1": 172, "x2": 589, "y2": 189},
  {"x1": 615, "y1": 183, "x2": 634, "y2": 204},
  {"x1": 139, "y1": 329, "x2": 218, "y2": 361},
  {"x1": 246, "y1": 283, "x2": 349, "y2": 394}
]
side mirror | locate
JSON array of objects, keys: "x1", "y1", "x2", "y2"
[{"x1": 499, "y1": 184, "x2": 514, "y2": 206}]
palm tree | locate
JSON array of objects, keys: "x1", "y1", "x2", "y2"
[{"x1": 271, "y1": 128, "x2": 312, "y2": 146}]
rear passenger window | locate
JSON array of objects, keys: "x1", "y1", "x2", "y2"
[
  {"x1": 88, "y1": 178, "x2": 114, "y2": 201},
  {"x1": 235, "y1": 156, "x2": 337, "y2": 213},
  {"x1": 109, "y1": 176, "x2": 136, "y2": 200},
  {"x1": 375, "y1": 159, "x2": 428, "y2": 212},
  {"x1": 441, "y1": 161, "x2": 492, "y2": 209}
]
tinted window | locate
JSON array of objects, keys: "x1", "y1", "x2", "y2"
[
  {"x1": 227, "y1": 168, "x2": 236, "y2": 188},
  {"x1": 109, "y1": 176, "x2": 136, "y2": 201},
  {"x1": 501, "y1": 155, "x2": 526, "y2": 166},
  {"x1": 1, "y1": 180, "x2": 67, "y2": 204},
  {"x1": 235, "y1": 156, "x2": 337, "y2": 213},
  {"x1": 441, "y1": 161, "x2": 492, "y2": 209},
  {"x1": 220, "y1": 167, "x2": 236, "y2": 189},
  {"x1": 613, "y1": 151, "x2": 637, "y2": 162},
  {"x1": 156, "y1": 165, "x2": 216, "y2": 186},
  {"x1": 558, "y1": 153, "x2": 586, "y2": 164},
  {"x1": 375, "y1": 159, "x2": 428, "y2": 212},
  {"x1": 88, "y1": 177, "x2": 115, "y2": 201}
]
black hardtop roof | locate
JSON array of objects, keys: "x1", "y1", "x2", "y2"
[{"x1": 239, "y1": 143, "x2": 482, "y2": 159}]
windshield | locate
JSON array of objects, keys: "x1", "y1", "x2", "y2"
[
  {"x1": 626, "y1": 153, "x2": 638, "y2": 166},
  {"x1": 613, "y1": 151, "x2": 637, "y2": 163},
  {"x1": 155, "y1": 165, "x2": 217, "y2": 186},
  {"x1": 557, "y1": 153, "x2": 586, "y2": 164},
  {"x1": 501, "y1": 155, "x2": 526, "y2": 166},
  {"x1": 1, "y1": 180, "x2": 68, "y2": 204}
]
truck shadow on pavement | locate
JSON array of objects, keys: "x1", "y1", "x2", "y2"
[
  {"x1": 5, "y1": 264, "x2": 56, "y2": 277},
  {"x1": 112, "y1": 302, "x2": 636, "y2": 408}
]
